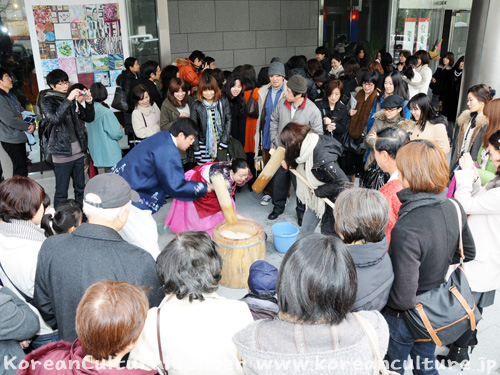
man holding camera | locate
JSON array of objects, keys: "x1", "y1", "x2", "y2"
[
  {"x1": 175, "y1": 50, "x2": 208, "y2": 89},
  {"x1": 40, "y1": 69, "x2": 95, "y2": 206}
]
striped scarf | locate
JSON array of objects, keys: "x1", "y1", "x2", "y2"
[{"x1": 203, "y1": 100, "x2": 221, "y2": 158}]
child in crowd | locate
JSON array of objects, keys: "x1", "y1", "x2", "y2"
[
  {"x1": 240, "y1": 260, "x2": 279, "y2": 320},
  {"x1": 41, "y1": 199, "x2": 85, "y2": 237}
]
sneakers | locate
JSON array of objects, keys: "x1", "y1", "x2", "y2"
[{"x1": 260, "y1": 194, "x2": 272, "y2": 206}]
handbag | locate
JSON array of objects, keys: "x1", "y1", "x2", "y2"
[
  {"x1": 361, "y1": 160, "x2": 390, "y2": 190},
  {"x1": 353, "y1": 313, "x2": 399, "y2": 375},
  {"x1": 156, "y1": 306, "x2": 168, "y2": 375},
  {"x1": 341, "y1": 131, "x2": 365, "y2": 156},
  {"x1": 111, "y1": 87, "x2": 128, "y2": 112},
  {"x1": 402, "y1": 199, "x2": 481, "y2": 347},
  {"x1": 246, "y1": 88, "x2": 259, "y2": 118}
]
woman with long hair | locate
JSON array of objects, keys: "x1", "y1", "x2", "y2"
[
  {"x1": 382, "y1": 71, "x2": 410, "y2": 119},
  {"x1": 396, "y1": 50, "x2": 411, "y2": 72},
  {"x1": 191, "y1": 75, "x2": 232, "y2": 164},
  {"x1": 402, "y1": 56, "x2": 423, "y2": 100},
  {"x1": 239, "y1": 65, "x2": 260, "y2": 181},
  {"x1": 355, "y1": 45, "x2": 369, "y2": 68},
  {"x1": 450, "y1": 84, "x2": 494, "y2": 169},
  {"x1": 477, "y1": 99, "x2": 500, "y2": 184},
  {"x1": 223, "y1": 73, "x2": 247, "y2": 149},
  {"x1": 441, "y1": 56, "x2": 465, "y2": 129},
  {"x1": 384, "y1": 140, "x2": 475, "y2": 374},
  {"x1": 279, "y1": 123, "x2": 348, "y2": 235},
  {"x1": 160, "y1": 77, "x2": 195, "y2": 169},
  {"x1": 407, "y1": 93, "x2": 450, "y2": 154}
]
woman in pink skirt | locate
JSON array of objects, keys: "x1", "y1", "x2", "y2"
[{"x1": 165, "y1": 158, "x2": 251, "y2": 237}]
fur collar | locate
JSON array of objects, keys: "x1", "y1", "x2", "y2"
[{"x1": 457, "y1": 110, "x2": 487, "y2": 129}]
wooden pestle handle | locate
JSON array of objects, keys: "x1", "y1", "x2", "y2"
[
  {"x1": 289, "y1": 169, "x2": 336, "y2": 210},
  {"x1": 252, "y1": 147, "x2": 286, "y2": 193},
  {"x1": 211, "y1": 173, "x2": 238, "y2": 225}
]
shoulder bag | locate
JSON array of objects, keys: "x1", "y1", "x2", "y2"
[
  {"x1": 156, "y1": 306, "x2": 168, "y2": 375},
  {"x1": 402, "y1": 199, "x2": 481, "y2": 347},
  {"x1": 111, "y1": 86, "x2": 128, "y2": 111},
  {"x1": 246, "y1": 88, "x2": 259, "y2": 118},
  {"x1": 0, "y1": 261, "x2": 34, "y2": 304},
  {"x1": 353, "y1": 313, "x2": 399, "y2": 375}
]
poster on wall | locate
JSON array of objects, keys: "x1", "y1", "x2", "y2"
[
  {"x1": 403, "y1": 18, "x2": 416, "y2": 52},
  {"x1": 416, "y1": 18, "x2": 430, "y2": 52},
  {"x1": 25, "y1": 0, "x2": 130, "y2": 98}
]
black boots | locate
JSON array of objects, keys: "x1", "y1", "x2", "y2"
[{"x1": 437, "y1": 344, "x2": 470, "y2": 369}]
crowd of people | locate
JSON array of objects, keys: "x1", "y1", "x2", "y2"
[{"x1": 0, "y1": 40, "x2": 499, "y2": 375}]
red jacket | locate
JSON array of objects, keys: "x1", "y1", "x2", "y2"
[
  {"x1": 175, "y1": 58, "x2": 202, "y2": 87},
  {"x1": 379, "y1": 179, "x2": 403, "y2": 246}
]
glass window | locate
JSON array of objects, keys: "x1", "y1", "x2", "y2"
[
  {"x1": 389, "y1": 0, "x2": 472, "y2": 60},
  {"x1": 125, "y1": 0, "x2": 159, "y2": 64}
]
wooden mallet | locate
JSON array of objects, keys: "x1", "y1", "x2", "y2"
[
  {"x1": 252, "y1": 146, "x2": 286, "y2": 193},
  {"x1": 211, "y1": 173, "x2": 238, "y2": 225}
]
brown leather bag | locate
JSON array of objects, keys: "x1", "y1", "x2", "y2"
[{"x1": 246, "y1": 88, "x2": 259, "y2": 118}]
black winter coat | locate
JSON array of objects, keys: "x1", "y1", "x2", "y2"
[
  {"x1": 117, "y1": 69, "x2": 137, "y2": 97},
  {"x1": 311, "y1": 135, "x2": 349, "y2": 234},
  {"x1": 388, "y1": 191, "x2": 476, "y2": 311},
  {"x1": 40, "y1": 93, "x2": 94, "y2": 156},
  {"x1": 191, "y1": 96, "x2": 232, "y2": 151},
  {"x1": 228, "y1": 95, "x2": 246, "y2": 148},
  {"x1": 316, "y1": 98, "x2": 349, "y2": 143}
]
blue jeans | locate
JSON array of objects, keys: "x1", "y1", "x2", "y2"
[
  {"x1": 53, "y1": 157, "x2": 85, "y2": 207},
  {"x1": 31, "y1": 332, "x2": 60, "y2": 350},
  {"x1": 383, "y1": 312, "x2": 438, "y2": 375}
]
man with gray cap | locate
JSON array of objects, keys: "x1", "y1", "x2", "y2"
[
  {"x1": 33, "y1": 173, "x2": 163, "y2": 342},
  {"x1": 254, "y1": 61, "x2": 287, "y2": 206},
  {"x1": 268, "y1": 74, "x2": 323, "y2": 223}
]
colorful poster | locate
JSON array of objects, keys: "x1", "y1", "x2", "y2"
[
  {"x1": 403, "y1": 18, "x2": 416, "y2": 53},
  {"x1": 417, "y1": 18, "x2": 430, "y2": 52},
  {"x1": 27, "y1": 0, "x2": 129, "y2": 97}
]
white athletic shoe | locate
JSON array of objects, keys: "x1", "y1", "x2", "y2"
[{"x1": 260, "y1": 194, "x2": 272, "y2": 206}]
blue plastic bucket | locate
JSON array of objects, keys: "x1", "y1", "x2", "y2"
[{"x1": 271, "y1": 222, "x2": 299, "y2": 253}]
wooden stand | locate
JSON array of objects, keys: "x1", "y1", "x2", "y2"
[{"x1": 213, "y1": 220, "x2": 266, "y2": 288}]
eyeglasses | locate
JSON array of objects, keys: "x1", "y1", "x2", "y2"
[{"x1": 1, "y1": 75, "x2": 12, "y2": 81}]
